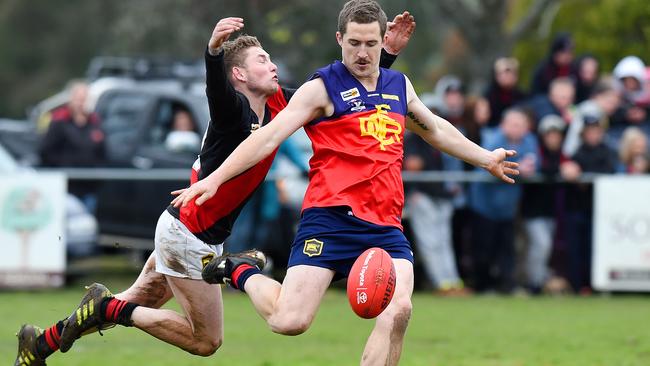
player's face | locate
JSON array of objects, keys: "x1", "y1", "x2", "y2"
[
  {"x1": 242, "y1": 47, "x2": 279, "y2": 96},
  {"x1": 337, "y1": 21, "x2": 383, "y2": 79}
]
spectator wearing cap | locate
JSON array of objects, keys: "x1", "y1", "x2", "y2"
[
  {"x1": 560, "y1": 115, "x2": 618, "y2": 294},
  {"x1": 530, "y1": 32, "x2": 576, "y2": 96},
  {"x1": 468, "y1": 108, "x2": 539, "y2": 293},
  {"x1": 563, "y1": 80, "x2": 621, "y2": 156},
  {"x1": 520, "y1": 115, "x2": 569, "y2": 294},
  {"x1": 611, "y1": 56, "x2": 649, "y2": 128},
  {"x1": 617, "y1": 126, "x2": 649, "y2": 174},
  {"x1": 484, "y1": 57, "x2": 528, "y2": 127},
  {"x1": 572, "y1": 54, "x2": 600, "y2": 104}
]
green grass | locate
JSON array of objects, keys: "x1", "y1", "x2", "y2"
[{"x1": 1, "y1": 283, "x2": 649, "y2": 366}]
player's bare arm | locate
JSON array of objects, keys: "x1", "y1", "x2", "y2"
[
  {"x1": 383, "y1": 11, "x2": 416, "y2": 55},
  {"x1": 171, "y1": 78, "x2": 331, "y2": 207},
  {"x1": 403, "y1": 76, "x2": 519, "y2": 183}
]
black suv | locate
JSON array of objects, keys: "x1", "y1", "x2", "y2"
[{"x1": 20, "y1": 58, "x2": 211, "y2": 250}]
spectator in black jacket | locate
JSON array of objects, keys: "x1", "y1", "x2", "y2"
[
  {"x1": 560, "y1": 115, "x2": 618, "y2": 293},
  {"x1": 530, "y1": 33, "x2": 576, "y2": 96},
  {"x1": 572, "y1": 54, "x2": 600, "y2": 104},
  {"x1": 484, "y1": 57, "x2": 527, "y2": 127},
  {"x1": 39, "y1": 81, "x2": 105, "y2": 212},
  {"x1": 520, "y1": 115, "x2": 568, "y2": 294}
]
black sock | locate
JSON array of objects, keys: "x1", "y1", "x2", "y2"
[
  {"x1": 100, "y1": 297, "x2": 139, "y2": 326},
  {"x1": 35, "y1": 320, "x2": 65, "y2": 358}
]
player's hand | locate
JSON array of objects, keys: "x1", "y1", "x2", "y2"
[
  {"x1": 485, "y1": 148, "x2": 519, "y2": 184},
  {"x1": 383, "y1": 11, "x2": 415, "y2": 55},
  {"x1": 208, "y1": 17, "x2": 244, "y2": 54},
  {"x1": 171, "y1": 179, "x2": 219, "y2": 208}
]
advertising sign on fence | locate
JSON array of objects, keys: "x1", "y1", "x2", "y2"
[
  {"x1": 593, "y1": 176, "x2": 650, "y2": 291},
  {"x1": 0, "y1": 172, "x2": 66, "y2": 288}
]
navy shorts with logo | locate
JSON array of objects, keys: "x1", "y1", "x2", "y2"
[{"x1": 288, "y1": 207, "x2": 414, "y2": 279}]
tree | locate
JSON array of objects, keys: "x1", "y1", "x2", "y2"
[{"x1": 421, "y1": 0, "x2": 560, "y2": 91}]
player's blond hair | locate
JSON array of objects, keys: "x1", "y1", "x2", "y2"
[{"x1": 222, "y1": 35, "x2": 262, "y2": 72}]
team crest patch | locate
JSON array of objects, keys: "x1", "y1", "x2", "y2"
[
  {"x1": 303, "y1": 238, "x2": 324, "y2": 257},
  {"x1": 340, "y1": 87, "x2": 360, "y2": 101},
  {"x1": 201, "y1": 254, "x2": 215, "y2": 269},
  {"x1": 348, "y1": 98, "x2": 366, "y2": 112}
]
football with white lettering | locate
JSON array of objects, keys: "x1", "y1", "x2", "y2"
[{"x1": 346, "y1": 247, "x2": 396, "y2": 319}]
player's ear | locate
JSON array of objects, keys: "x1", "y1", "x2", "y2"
[
  {"x1": 336, "y1": 31, "x2": 343, "y2": 46},
  {"x1": 232, "y1": 66, "x2": 246, "y2": 82}
]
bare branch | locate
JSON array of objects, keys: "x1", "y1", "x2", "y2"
[{"x1": 510, "y1": 0, "x2": 560, "y2": 41}]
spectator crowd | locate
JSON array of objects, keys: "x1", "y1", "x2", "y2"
[{"x1": 405, "y1": 33, "x2": 650, "y2": 296}]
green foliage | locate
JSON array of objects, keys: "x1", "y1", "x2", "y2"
[
  {"x1": 514, "y1": 0, "x2": 650, "y2": 89},
  {"x1": 1, "y1": 0, "x2": 649, "y2": 117}
]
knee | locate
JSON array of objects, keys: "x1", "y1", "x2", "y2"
[
  {"x1": 269, "y1": 314, "x2": 312, "y2": 336},
  {"x1": 378, "y1": 299, "x2": 412, "y2": 333},
  {"x1": 190, "y1": 336, "x2": 223, "y2": 357}
]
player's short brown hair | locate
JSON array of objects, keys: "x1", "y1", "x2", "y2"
[
  {"x1": 222, "y1": 35, "x2": 262, "y2": 72},
  {"x1": 338, "y1": 0, "x2": 387, "y2": 37}
]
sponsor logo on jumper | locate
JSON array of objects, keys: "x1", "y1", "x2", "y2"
[
  {"x1": 359, "y1": 104, "x2": 402, "y2": 150},
  {"x1": 303, "y1": 238, "x2": 324, "y2": 257},
  {"x1": 340, "y1": 87, "x2": 360, "y2": 101}
]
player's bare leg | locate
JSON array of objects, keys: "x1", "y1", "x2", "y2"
[
  {"x1": 130, "y1": 276, "x2": 224, "y2": 356},
  {"x1": 361, "y1": 259, "x2": 413, "y2": 366},
  {"x1": 243, "y1": 265, "x2": 335, "y2": 335},
  {"x1": 115, "y1": 252, "x2": 174, "y2": 307},
  {"x1": 15, "y1": 252, "x2": 175, "y2": 365}
]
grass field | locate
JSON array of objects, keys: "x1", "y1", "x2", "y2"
[{"x1": 2, "y1": 279, "x2": 649, "y2": 366}]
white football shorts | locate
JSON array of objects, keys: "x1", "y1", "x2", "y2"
[{"x1": 154, "y1": 210, "x2": 223, "y2": 280}]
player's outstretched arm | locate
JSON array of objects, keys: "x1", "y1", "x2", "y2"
[
  {"x1": 208, "y1": 17, "x2": 243, "y2": 54},
  {"x1": 171, "y1": 78, "x2": 330, "y2": 207},
  {"x1": 403, "y1": 76, "x2": 519, "y2": 183},
  {"x1": 383, "y1": 11, "x2": 416, "y2": 55}
]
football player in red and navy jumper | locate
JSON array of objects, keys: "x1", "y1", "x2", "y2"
[
  {"x1": 179, "y1": 2, "x2": 518, "y2": 365},
  {"x1": 14, "y1": 12, "x2": 415, "y2": 365}
]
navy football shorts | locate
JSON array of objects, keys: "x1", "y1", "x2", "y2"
[{"x1": 288, "y1": 206, "x2": 414, "y2": 279}]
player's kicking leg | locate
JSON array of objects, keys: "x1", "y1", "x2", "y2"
[
  {"x1": 58, "y1": 210, "x2": 230, "y2": 356},
  {"x1": 13, "y1": 252, "x2": 172, "y2": 365},
  {"x1": 361, "y1": 259, "x2": 414, "y2": 366},
  {"x1": 203, "y1": 252, "x2": 334, "y2": 335}
]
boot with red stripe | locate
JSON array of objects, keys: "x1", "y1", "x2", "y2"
[
  {"x1": 201, "y1": 249, "x2": 267, "y2": 287},
  {"x1": 58, "y1": 283, "x2": 113, "y2": 353}
]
